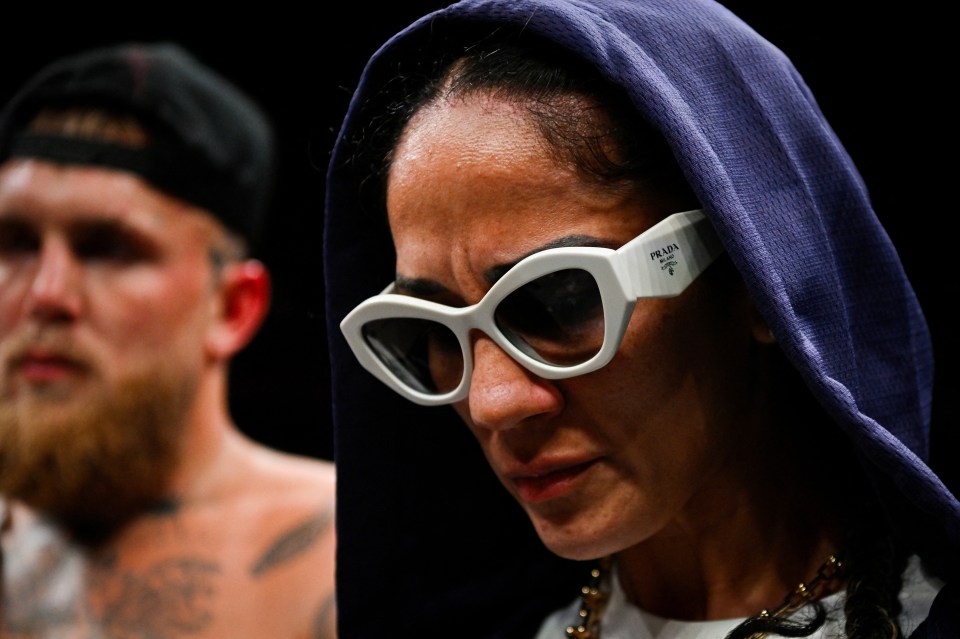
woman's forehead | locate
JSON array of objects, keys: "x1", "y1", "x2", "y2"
[{"x1": 389, "y1": 96, "x2": 550, "y2": 190}]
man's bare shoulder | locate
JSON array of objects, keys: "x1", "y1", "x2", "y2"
[
  {"x1": 244, "y1": 441, "x2": 336, "y2": 495},
  {"x1": 222, "y1": 431, "x2": 336, "y2": 511}
]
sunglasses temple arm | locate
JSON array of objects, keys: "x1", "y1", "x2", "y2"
[{"x1": 617, "y1": 209, "x2": 725, "y2": 298}]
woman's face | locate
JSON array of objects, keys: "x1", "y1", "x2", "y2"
[{"x1": 386, "y1": 94, "x2": 767, "y2": 561}]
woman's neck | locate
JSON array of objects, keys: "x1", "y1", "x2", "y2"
[{"x1": 614, "y1": 422, "x2": 847, "y2": 620}]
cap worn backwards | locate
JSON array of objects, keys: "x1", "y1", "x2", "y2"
[{"x1": 0, "y1": 41, "x2": 276, "y2": 244}]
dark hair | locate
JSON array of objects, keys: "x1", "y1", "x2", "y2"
[
  {"x1": 354, "y1": 30, "x2": 912, "y2": 639},
  {"x1": 351, "y1": 30, "x2": 698, "y2": 219}
]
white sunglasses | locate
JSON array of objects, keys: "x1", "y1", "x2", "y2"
[{"x1": 340, "y1": 209, "x2": 723, "y2": 406}]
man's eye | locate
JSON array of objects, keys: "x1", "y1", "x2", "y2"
[
  {"x1": 73, "y1": 229, "x2": 154, "y2": 263},
  {"x1": 0, "y1": 221, "x2": 40, "y2": 256}
]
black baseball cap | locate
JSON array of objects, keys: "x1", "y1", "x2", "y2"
[{"x1": 0, "y1": 41, "x2": 276, "y2": 244}]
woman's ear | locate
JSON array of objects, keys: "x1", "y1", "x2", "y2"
[
  {"x1": 711, "y1": 257, "x2": 777, "y2": 346},
  {"x1": 204, "y1": 259, "x2": 272, "y2": 361},
  {"x1": 746, "y1": 294, "x2": 776, "y2": 345}
]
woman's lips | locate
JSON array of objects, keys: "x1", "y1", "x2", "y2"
[{"x1": 510, "y1": 459, "x2": 597, "y2": 503}]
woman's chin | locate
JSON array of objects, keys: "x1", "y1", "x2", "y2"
[{"x1": 530, "y1": 516, "x2": 626, "y2": 561}]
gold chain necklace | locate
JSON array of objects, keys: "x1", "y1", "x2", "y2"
[
  {"x1": 564, "y1": 553, "x2": 844, "y2": 639},
  {"x1": 744, "y1": 554, "x2": 844, "y2": 639},
  {"x1": 565, "y1": 556, "x2": 612, "y2": 639}
]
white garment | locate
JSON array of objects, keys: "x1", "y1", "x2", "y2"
[{"x1": 534, "y1": 555, "x2": 942, "y2": 639}]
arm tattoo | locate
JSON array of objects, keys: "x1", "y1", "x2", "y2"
[
  {"x1": 249, "y1": 509, "x2": 333, "y2": 578},
  {"x1": 312, "y1": 593, "x2": 337, "y2": 639}
]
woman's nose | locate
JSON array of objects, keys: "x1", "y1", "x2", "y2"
[{"x1": 466, "y1": 333, "x2": 563, "y2": 431}]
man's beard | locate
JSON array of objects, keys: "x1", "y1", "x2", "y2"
[{"x1": 0, "y1": 330, "x2": 197, "y2": 543}]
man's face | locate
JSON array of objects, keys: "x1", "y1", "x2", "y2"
[{"x1": 0, "y1": 158, "x2": 224, "y2": 534}]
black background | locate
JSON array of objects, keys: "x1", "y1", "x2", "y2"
[{"x1": 3, "y1": 3, "x2": 954, "y2": 492}]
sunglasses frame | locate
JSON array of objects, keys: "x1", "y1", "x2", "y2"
[{"x1": 340, "y1": 208, "x2": 723, "y2": 406}]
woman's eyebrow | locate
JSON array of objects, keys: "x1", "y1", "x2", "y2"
[
  {"x1": 393, "y1": 234, "x2": 617, "y2": 296},
  {"x1": 484, "y1": 234, "x2": 615, "y2": 284},
  {"x1": 393, "y1": 275, "x2": 450, "y2": 297}
]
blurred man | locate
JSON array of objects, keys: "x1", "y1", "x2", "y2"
[{"x1": 0, "y1": 42, "x2": 336, "y2": 637}]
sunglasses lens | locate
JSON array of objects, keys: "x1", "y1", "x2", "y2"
[
  {"x1": 362, "y1": 318, "x2": 463, "y2": 395},
  {"x1": 494, "y1": 268, "x2": 605, "y2": 366}
]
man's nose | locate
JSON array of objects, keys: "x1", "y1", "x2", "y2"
[
  {"x1": 466, "y1": 333, "x2": 563, "y2": 432},
  {"x1": 25, "y1": 238, "x2": 83, "y2": 322}
]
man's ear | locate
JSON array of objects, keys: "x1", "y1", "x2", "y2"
[{"x1": 205, "y1": 260, "x2": 271, "y2": 361}]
